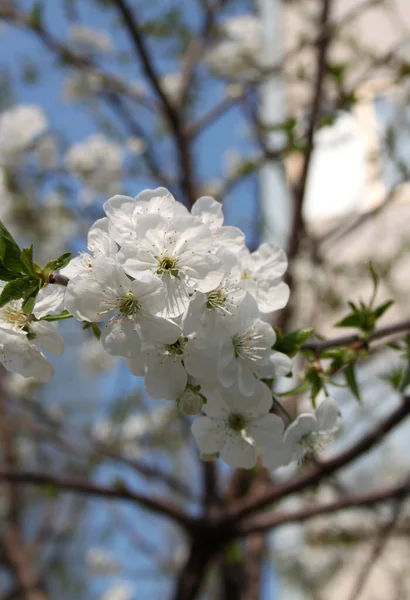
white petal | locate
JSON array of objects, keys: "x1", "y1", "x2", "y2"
[
  {"x1": 248, "y1": 414, "x2": 284, "y2": 449},
  {"x1": 88, "y1": 217, "x2": 118, "y2": 257},
  {"x1": 126, "y1": 356, "x2": 146, "y2": 377},
  {"x1": 263, "y1": 441, "x2": 293, "y2": 470},
  {"x1": 256, "y1": 280, "x2": 290, "y2": 314},
  {"x1": 101, "y1": 318, "x2": 142, "y2": 358},
  {"x1": 181, "y1": 252, "x2": 224, "y2": 293},
  {"x1": 138, "y1": 313, "x2": 181, "y2": 344},
  {"x1": 315, "y1": 397, "x2": 339, "y2": 431},
  {"x1": 237, "y1": 362, "x2": 259, "y2": 397},
  {"x1": 30, "y1": 321, "x2": 64, "y2": 357},
  {"x1": 191, "y1": 196, "x2": 224, "y2": 230},
  {"x1": 221, "y1": 434, "x2": 257, "y2": 469},
  {"x1": 144, "y1": 356, "x2": 187, "y2": 400},
  {"x1": 0, "y1": 328, "x2": 54, "y2": 382},
  {"x1": 284, "y1": 414, "x2": 317, "y2": 445},
  {"x1": 65, "y1": 278, "x2": 110, "y2": 322},
  {"x1": 191, "y1": 416, "x2": 225, "y2": 454},
  {"x1": 33, "y1": 286, "x2": 66, "y2": 318}
]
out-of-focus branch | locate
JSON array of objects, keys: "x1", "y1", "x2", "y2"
[
  {"x1": 346, "y1": 500, "x2": 403, "y2": 600},
  {"x1": 278, "y1": 0, "x2": 332, "y2": 330},
  {"x1": 113, "y1": 0, "x2": 197, "y2": 205},
  {"x1": 237, "y1": 479, "x2": 410, "y2": 537},
  {"x1": 0, "y1": 6, "x2": 151, "y2": 108},
  {"x1": 228, "y1": 395, "x2": 410, "y2": 522},
  {"x1": 0, "y1": 467, "x2": 194, "y2": 531},
  {"x1": 302, "y1": 318, "x2": 410, "y2": 353}
]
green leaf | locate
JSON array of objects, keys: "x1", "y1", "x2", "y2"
[
  {"x1": 41, "y1": 309, "x2": 72, "y2": 322},
  {"x1": 0, "y1": 219, "x2": 23, "y2": 274},
  {"x1": 20, "y1": 245, "x2": 37, "y2": 276},
  {"x1": 21, "y1": 295, "x2": 36, "y2": 315},
  {"x1": 344, "y1": 362, "x2": 361, "y2": 402},
  {"x1": 43, "y1": 252, "x2": 72, "y2": 277},
  {"x1": 374, "y1": 299, "x2": 394, "y2": 319},
  {"x1": 83, "y1": 321, "x2": 101, "y2": 340},
  {"x1": 0, "y1": 276, "x2": 39, "y2": 309},
  {"x1": 335, "y1": 313, "x2": 362, "y2": 328},
  {"x1": 0, "y1": 262, "x2": 21, "y2": 282},
  {"x1": 400, "y1": 365, "x2": 410, "y2": 392},
  {"x1": 274, "y1": 328, "x2": 314, "y2": 357},
  {"x1": 276, "y1": 380, "x2": 310, "y2": 397}
]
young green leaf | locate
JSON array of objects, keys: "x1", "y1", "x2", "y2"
[
  {"x1": 344, "y1": 362, "x2": 361, "y2": 402},
  {"x1": 0, "y1": 276, "x2": 39, "y2": 309},
  {"x1": 0, "y1": 219, "x2": 23, "y2": 274},
  {"x1": 274, "y1": 328, "x2": 314, "y2": 357},
  {"x1": 43, "y1": 252, "x2": 72, "y2": 277},
  {"x1": 374, "y1": 299, "x2": 394, "y2": 320}
]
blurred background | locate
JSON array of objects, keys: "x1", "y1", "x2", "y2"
[{"x1": 0, "y1": 0, "x2": 410, "y2": 598}]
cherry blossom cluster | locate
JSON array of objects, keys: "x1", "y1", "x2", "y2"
[{"x1": 0, "y1": 187, "x2": 339, "y2": 469}]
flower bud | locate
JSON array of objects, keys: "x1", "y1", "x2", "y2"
[{"x1": 178, "y1": 389, "x2": 204, "y2": 416}]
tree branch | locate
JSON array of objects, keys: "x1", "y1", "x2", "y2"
[
  {"x1": 237, "y1": 479, "x2": 410, "y2": 537},
  {"x1": 302, "y1": 319, "x2": 410, "y2": 353},
  {"x1": 0, "y1": 467, "x2": 193, "y2": 532}
]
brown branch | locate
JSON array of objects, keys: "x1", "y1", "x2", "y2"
[
  {"x1": 302, "y1": 319, "x2": 410, "y2": 353},
  {"x1": 227, "y1": 395, "x2": 410, "y2": 523},
  {"x1": 0, "y1": 467, "x2": 193, "y2": 532},
  {"x1": 236, "y1": 478, "x2": 410, "y2": 537}
]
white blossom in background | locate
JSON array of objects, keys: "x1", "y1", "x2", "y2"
[
  {"x1": 192, "y1": 382, "x2": 285, "y2": 469},
  {"x1": 34, "y1": 134, "x2": 58, "y2": 169},
  {"x1": 63, "y1": 69, "x2": 104, "y2": 101},
  {"x1": 65, "y1": 133, "x2": 123, "y2": 200},
  {"x1": 126, "y1": 136, "x2": 146, "y2": 155},
  {"x1": 0, "y1": 105, "x2": 47, "y2": 165},
  {"x1": 69, "y1": 25, "x2": 114, "y2": 55},
  {"x1": 206, "y1": 14, "x2": 263, "y2": 79},
  {"x1": 80, "y1": 337, "x2": 117, "y2": 375},
  {"x1": 86, "y1": 548, "x2": 120, "y2": 575},
  {"x1": 4, "y1": 373, "x2": 39, "y2": 400},
  {"x1": 161, "y1": 72, "x2": 183, "y2": 103},
  {"x1": 264, "y1": 397, "x2": 340, "y2": 470},
  {"x1": 100, "y1": 582, "x2": 133, "y2": 600}
]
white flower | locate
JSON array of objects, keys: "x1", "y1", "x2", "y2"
[
  {"x1": 264, "y1": 397, "x2": 339, "y2": 469},
  {"x1": 234, "y1": 243, "x2": 290, "y2": 314},
  {"x1": 217, "y1": 294, "x2": 292, "y2": 396},
  {"x1": 117, "y1": 213, "x2": 224, "y2": 318},
  {"x1": 4, "y1": 372, "x2": 39, "y2": 399},
  {"x1": 191, "y1": 196, "x2": 245, "y2": 252},
  {"x1": 65, "y1": 134, "x2": 123, "y2": 197},
  {"x1": 127, "y1": 332, "x2": 217, "y2": 401},
  {"x1": 34, "y1": 134, "x2": 58, "y2": 169},
  {"x1": 0, "y1": 287, "x2": 64, "y2": 363},
  {"x1": 0, "y1": 327, "x2": 54, "y2": 382},
  {"x1": 104, "y1": 187, "x2": 188, "y2": 246},
  {"x1": 191, "y1": 382, "x2": 285, "y2": 469},
  {"x1": 65, "y1": 258, "x2": 181, "y2": 358},
  {"x1": 0, "y1": 105, "x2": 48, "y2": 164},
  {"x1": 100, "y1": 582, "x2": 133, "y2": 600},
  {"x1": 69, "y1": 26, "x2": 114, "y2": 54},
  {"x1": 87, "y1": 548, "x2": 120, "y2": 575}
]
